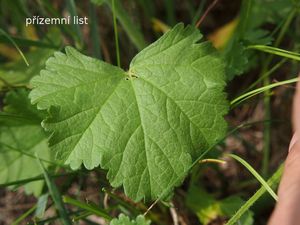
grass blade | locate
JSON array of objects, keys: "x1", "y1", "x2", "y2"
[
  {"x1": 0, "y1": 29, "x2": 29, "y2": 66},
  {"x1": 112, "y1": 0, "x2": 120, "y2": 67},
  {"x1": 230, "y1": 77, "x2": 299, "y2": 107},
  {"x1": 89, "y1": 2, "x2": 102, "y2": 59},
  {"x1": 245, "y1": 58, "x2": 287, "y2": 92},
  {"x1": 0, "y1": 172, "x2": 76, "y2": 188},
  {"x1": 93, "y1": 0, "x2": 147, "y2": 50},
  {"x1": 191, "y1": 0, "x2": 206, "y2": 26},
  {"x1": 163, "y1": 0, "x2": 175, "y2": 25},
  {"x1": 63, "y1": 196, "x2": 112, "y2": 221},
  {"x1": 37, "y1": 157, "x2": 72, "y2": 225},
  {"x1": 0, "y1": 36, "x2": 58, "y2": 49},
  {"x1": 12, "y1": 204, "x2": 37, "y2": 225},
  {"x1": 66, "y1": 0, "x2": 83, "y2": 47},
  {"x1": 225, "y1": 165, "x2": 283, "y2": 225},
  {"x1": 0, "y1": 141, "x2": 64, "y2": 167},
  {"x1": 227, "y1": 154, "x2": 278, "y2": 201},
  {"x1": 40, "y1": 0, "x2": 76, "y2": 40},
  {"x1": 248, "y1": 45, "x2": 300, "y2": 61}
]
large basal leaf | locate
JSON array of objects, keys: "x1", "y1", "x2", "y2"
[
  {"x1": 110, "y1": 214, "x2": 150, "y2": 225},
  {"x1": 30, "y1": 23, "x2": 228, "y2": 201},
  {"x1": 0, "y1": 89, "x2": 50, "y2": 196}
]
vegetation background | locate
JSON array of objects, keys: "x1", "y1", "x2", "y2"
[{"x1": 0, "y1": 0, "x2": 299, "y2": 224}]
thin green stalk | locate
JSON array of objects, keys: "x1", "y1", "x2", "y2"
[
  {"x1": 245, "y1": 59, "x2": 287, "y2": 92},
  {"x1": 66, "y1": 0, "x2": 83, "y2": 47},
  {"x1": 237, "y1": 0, "x2": 253, "y2": 38},
  {"x1": 71, "y1": 211, "x2": 92, "y2": 221},
  {"x1": 63, "y1": 196, "x2": 112, "y2": 221},
  {"x1": 89, "y1": 2, "x2": 102, "y2": 59},
  {"x1": 163, "y1": 0, "x2": 175, "y2": 25},
  {"x1": 39, "y1": 0, "x2": 76, "y2": 39},
  {"x1": 248, "y1": 45, "x2": 300, "y2": 61},
  {"x1": 94, "y1": 0, "x2": 147, "y2": 51},
  {"x1": 0, "y1": 172, "x2": 77, "y2": 188},
  {"x1": 0, "y1": 141, "x2": 65, "y2": 167},
  {"x1": 227, "y1": 154, "x2": 278, "y2": 201},
  {"x1": 37, "y1": 157, "x2": 72, "y2": 225},
  {"x1": 112, "y1": 0, "x2": 120, "y2": 67},
  {"x1": 260, "y1": 8, "x2": 297, "y2": 177},
  {"x1": 103, "y1": 188, "x2": 142, "y2": 215},
  {"x1": 230, "y1": 77, "x2": 299, "y2": 107},
  {"x1": 195, "y1": 0, "x2": 219, "y2": 28},
  {"x1": 12, "y1": 204, "x2": 37, "y2": 225},
  {"x1": 28, "y1": 210, "x2": 82, "y2": 225},
  {"x1": 0, "y1": 29, "x2": 29, "y2": 66},
  {"x1": 274, "y1": 9, "x2": 297, "y2": 48},
  {"x1": 262, "y1": 76, "x2": 271, "y2": 178},
  {"x1": 0, "y1": 36, "x2": 58, "y2": 49},
  {"x1": 225, "y1": 165, "x2": 283, "y2": 225},
  {"x1": 191, "y1": 0, "x2": 206, "y2": 26}
]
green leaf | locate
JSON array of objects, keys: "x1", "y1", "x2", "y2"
[
  {"x1": 30, "y1": 23, "x2": 228, "y2": 201},
  {"x1": 0, "y1": 89, "x2": 50, "y2": 196},
  {"x1": 223, "y1": 41, "x2": 248, "y2": 80},
  {"x1": 110, "y1": 214, "x2": 151, "y2": 225},
  {"x1": 221, "y1": 0, "x2": 292, "y2": 80}
]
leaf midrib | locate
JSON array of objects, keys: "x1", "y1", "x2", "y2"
[{"x1": 129, "y1": 79, "x2": 152, "y2": 198}]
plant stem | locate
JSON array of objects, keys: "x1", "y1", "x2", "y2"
[
  {"x1": 0, "y1": 172, "x2": 77, "y2": 188},
  {"x1": 12, "y1": 204, "x2": 37, "y2": 225},
  {"x1": 0, "y1": 29, "x2": 29, "y2": 66},
  {"x1": 89, "y1": 2, "x2": 102, "y2": 59},
  {"x1": 261, "y1": 8, "x2": 297, "y2": 177},
  {"x1": 37, "y1": 157, "x2": 72, "y2": 225},
  {"x1": 163, "y1": 0, "x2": 175, "y2": 25},
  {"x1": 66, "y1": 0, "x2": 83, "y2": 48},
  {"x1": 230, "y1": 77, "x2": 299, "y2": 107},
  {"x1": 102, "y1": 0, "x2": 147, "y2": 51},
  {"x1": 246, "y1": 59, "x2": 287, "y2": 92},
  {"x1": 112, "y1": 0, "x2": 120, "y2": 67},
  {"x1": 63, "y1": 196, "x2": 112, "y2": 221},
  {"x1": 195, "y1": 0, "x2": 219, "y2": 28},
  {"x1": 227, "y1": 154, "x2": 278, "y2": 201}
]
